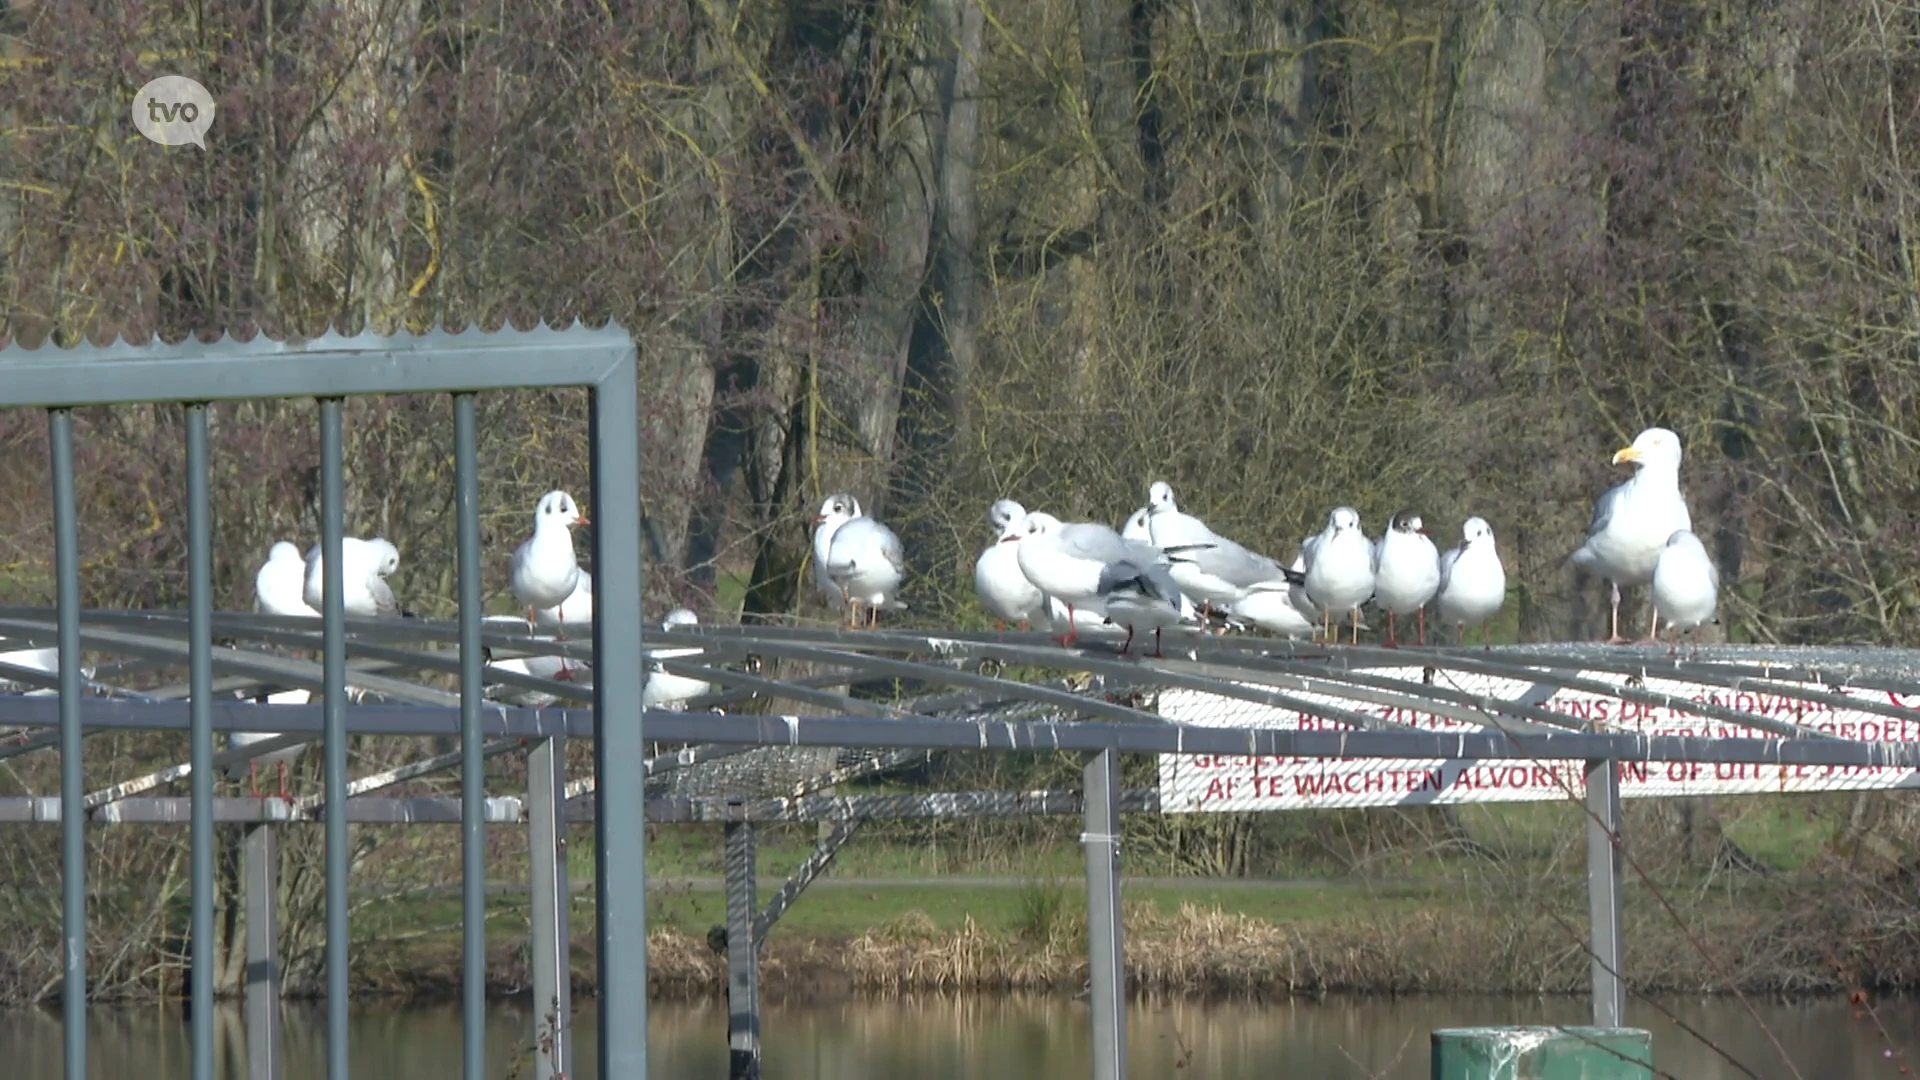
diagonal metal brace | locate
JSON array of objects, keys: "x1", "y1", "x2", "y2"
[{"x1": 754, "y1": 817, "x2": 865, "y2": 943}]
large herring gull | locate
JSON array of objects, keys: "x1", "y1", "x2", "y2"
[{"x1": 1570, "y1": 427, "x2": 1692, "y2": 644}]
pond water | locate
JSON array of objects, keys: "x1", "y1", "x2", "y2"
[{"x1": 6, "y1": 992, "x2": 1911, "y2": 1078}]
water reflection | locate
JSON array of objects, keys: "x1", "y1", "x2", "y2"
[{"x1": 3, "y1": 992, "x2": 1912, "y2": 1078}]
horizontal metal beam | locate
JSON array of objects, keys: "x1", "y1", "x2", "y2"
[
  {"x1": 6, "y1": 696, "x2": 1920, "y2": 767},
  {"x1": 0, "y1": 324, "x2": 633, "y2": 407},
  {"x1": 0, "y1": 789, "x2": 1167, "y2": 824},
  {"x1": 644, "y1": 788, "x2": 1164, "y2": 825},
  {"x1": 0, "y1": 796, "x2": 527, "y2": 824}
]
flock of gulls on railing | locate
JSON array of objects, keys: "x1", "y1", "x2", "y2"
[
  {"x1": 820, "y1": 426, "x2": 1720, "y2": 659},
  {"x1": 0, "y1": 425, "x2": 1719, "y2": 802}
]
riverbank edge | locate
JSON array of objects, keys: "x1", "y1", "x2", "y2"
[{"x1": 312, "y1": 899, "x2": 1915, "y2": 1004}]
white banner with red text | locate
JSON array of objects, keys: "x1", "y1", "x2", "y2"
[{"x1": 1156, "y1": 668, "x2": 1920, "y2": 811}]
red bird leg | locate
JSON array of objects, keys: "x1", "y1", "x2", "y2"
[
  {"x1": 248, "y1": 761, "x2": 262, "y2": 799},
  {"x1": 996, "y1": 620, "x2": 1006, "y2": 632},
  {"x1": 1120, "y1": 625, "x2": 1135, "y2": 655},
  {"x1": 1417, "y1": 607, "x2": 1427, "y2": 646},
  {"x1": 1019, "y1": 618, "x2": 1030, "y2": 632},
  {"x1": 278, "y1": 760, "x2": 293, "y2": 803},
  {"x1": 1055, "y1": 604, "x2": 1080, "y2": 648},
  {"x1": 1483, "y1": 621, "x2": 1493, "y2": 650},
  {"x1": 1386, "y1": 611, "x2": 1399, "y2": 648},
  {"x1": 1153, "y1": 627, "x2": 1165, "y2": 659}
]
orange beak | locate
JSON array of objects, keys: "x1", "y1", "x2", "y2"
[
  {"x1": 813, "y1": 514, "x2": 828, "y2": 525},
  {"x1": 575, "y1": 515, "x2": 591, "y2": 526},
  {"x1": 998, "y1": 534, "x2": 1019, "y2": 544}
]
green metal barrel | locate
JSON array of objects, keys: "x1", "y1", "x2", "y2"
[{"x1": 1432, "y1": 1027, "x2": 1652, "y2": 1080}]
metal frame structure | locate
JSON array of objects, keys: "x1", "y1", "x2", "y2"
[
  {"x1": 6, "y1": 334, "x2": 1920, "y2": 1080},
  {"x1": 0, "y1": 325, "x2": 647, "y2": 1080},
  {"x1": 5, "y1": 603, "x2": 1920, "y2": 1080}
]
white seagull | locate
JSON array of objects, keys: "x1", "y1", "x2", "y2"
[
  {"x1": 1436, "y1": 517, "x2": 1507, "y2": 648},
  {"x1": 0, "y1": 641, "x2": 61, "y2": 695},
  {"x1": 1146, "y1": 481, "x2": 1288, "y2": 617},
  {"x1": 1017, "y1": 512, "x2": 1189, "y2": 655},
  {"x1": 812, "y1": 493, "x2": 907, "y2": 629},
  {"x1": 812, "y1": 493, "x2": 860, "y2": 601},
  {"x1": 303, "y1": 537, "x2": 404, "y2": 617},
  {"x1": 1651, "y1": 529, "x2": 1719, "y2": 657},
  {"x1": 533, "y1": 569, "x2": 594, "y2": 636},
  {"x1": 481, "y1": 615, "x2": 591, "y2": 706},
  {"x1": 241, "y1": 540, "x2": 320, "y2": 798},
  {"x1": 1120, "y1": 504, "x2": 1201, "y2": 630},
  {"x1": 227, "y1": 692, "x2": 310, "y2": 801},
  {"x1": 974, "y1": 500, "x2": 1052, "y2": 632},
  {"x1": 1226, "y1": 582, "x2": 1316, "y2": 639},
  {"x1": 1571, "y1": 427, "x2": 1692, "y2": 645},
  {"x1": 256, "y1": 541, "x2": 320, "y2": 618},
  {"x1": 1225, "y1": 535, "x2": 1319, "y2": 640},
  {"x1": 644, "y1": 608, "x2": 714, "y2": 709},
  {"x1": 1286, "y1": 541, "x2": 1315, "y2": 623},
  {"x1": 1371, "y1": 511, "x2": 1442, "y2": 647},
  {"x1": 511, "y1": 491, "x2": 590, "y2": 637},
  {"x1": 1300, "y1": 507, "x2": 1376, "y2": 644}
]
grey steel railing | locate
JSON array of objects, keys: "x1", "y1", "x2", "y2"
[{"x1": 0, "y1": 324, "x2": 647, "y2": 1080}]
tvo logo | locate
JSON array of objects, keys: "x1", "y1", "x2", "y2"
[{"x1": 131, "y1": 76, "x2": 216, "y2": 149}]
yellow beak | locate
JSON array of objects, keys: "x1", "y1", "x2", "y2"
[{"x1": 1612, "y1": 446, "x2": 1642, "y2": 465}]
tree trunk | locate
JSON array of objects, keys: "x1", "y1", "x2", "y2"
[
  {"x1": 825, "y1": 19, "x2": 941, "y2": 513},
  {"x1": 285, "y1": 0, "x2": 422, "y2": 331}
]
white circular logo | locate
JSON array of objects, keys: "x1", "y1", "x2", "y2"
[{"x1": 131, "y1": 76, "x2": 216, "y2": 149}]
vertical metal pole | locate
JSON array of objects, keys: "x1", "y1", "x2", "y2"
[
  {"x1": 1082, "y1": 748, "x2": 1126, "y2": 1080},
  {"x1": 724, "y1": 821, "x2": 761, "y2": 1080},
  {"x1": 186, "y1": 404, "x2": 216, "y2": 1080},
  {"x1": 1585, "y1": 758, "x2": 1626, "y2": 1027},
  {"x1": 244, "y1": 823, "x2": 284, "y2": 1080},
  {"x1": 48, "y1": 408, "x2": 85, "y2": 1080},
  {"x1": 318, "y1": 399, "x2": 350, "y2": 1080},
  {"x1": 453, "y1": 393, "x2": 486, "y2": 1080},
  {"x1": 527, "y1": 735, "x2": 572, "y2": 1080},
  {"x1": 590, "y1": 349, "x2": 648, "y2": 1079}
]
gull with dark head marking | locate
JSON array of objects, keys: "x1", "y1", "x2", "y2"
[
  {"x1": 1571, "y1": 427, "x2": 1692, "y2": 645},
  {"x1": 1371, "y1": 511, "x2": 1442, "y2": 647},
  {"x1": 1017, "y1": 512, "x2": 1190, "y2": 655},
  {"x1": 813, "y1": 493, "x2": 907, "y2": 629},
  {"x1": 1121, "y1": 503, "x2": 1202, "y2": 629},
  {"x1": 974, "y1": 500, "x2": 1051, "y2": 632},
  {"x1": 1436, "y1": 517, "x2": 1507, "y2": 649},
  {"x1": 511, "y1": 490, "x2": 590, "y2": 638},
  {"x1": 1145, "y1": 481, "x2": 1287, "y2": 617},
  {"x1": 1651, "y1": 529, "x2": 1719, "y2": 657},
  {"x1": 1301, "y1": 507, "x2": 1376, "y2": 644}
]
